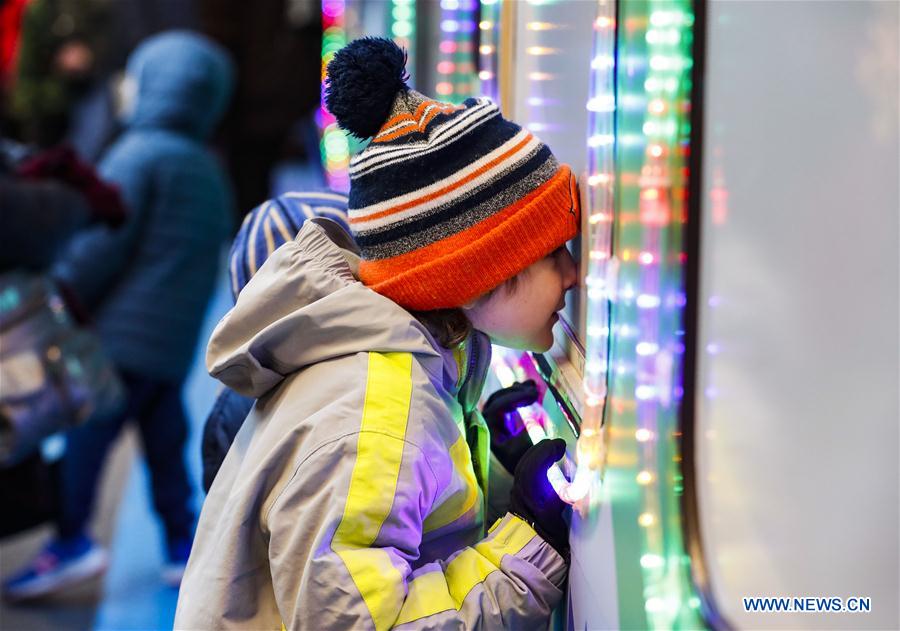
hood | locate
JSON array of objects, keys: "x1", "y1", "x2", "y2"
[
  {"x1": 207, "y1": 221, "x2": 468, "y2": 400},
  {"x1": 125, "y1": 31, "x2": 234, "y2": 138}
]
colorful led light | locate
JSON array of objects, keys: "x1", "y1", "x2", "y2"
[
  {"x1": 478, "y1": 3, "x2": 701, "y2": 625},
  {"x1": 606, "y1": 0, "x2": 702, "y2": 627},
  {"x1": 489, "y1": 349, "x2": 592, "y2": 505},
  {"x1": 437, "y1": 0, "x2": 478, "y2": 103},
  {"x1": 391, "y1": 0, "x2": 416, "y2": 85},
  {"x1": 319, "y1": 0, "x2": 350, "y2": 192}
]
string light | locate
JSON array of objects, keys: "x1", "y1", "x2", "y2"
[
  {"x1": 610, "y1": 1, "x2": 702, "y2": 627},
  {"x1": 551, "y1": 0, "x2": 617, "y2": 515},
  {"x1": 591, "y1": 54, "x2": 615, "y2": 70},
  {"x1": 319, "y1": 0, "x2": 350, "y2": 192},
  {"x1": 476, "y1": 3, "x2": 701, "y2": 625},
  {"x1": 477, "y1": 0, "x2": 500, "y2": 101},
  {"x1": 437, "y1": 0, "x2": 477, "y2": 103},
  {"x1": 587, "y1": 95, "x2": 616, "y2": 112},
  {"x1": 391, "y1": 0, "x2": 416, "y2": 85},
  {"x1": 638, "y1": 512, "x2": 656, "y2": 527},
  {"x1": 490, "y1": 349, "x2": 591, "y2": 505},
  {"x1": 588, "y1": 133, "x2": 615, "y2": 147},
  {"x1": 526, "y1": 46, "x2": 560, "y2": 56},
  {"x1": 640, "y1": 554, "x2": 665, "y2": 569}
]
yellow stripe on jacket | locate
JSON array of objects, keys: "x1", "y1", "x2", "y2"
[
  {"x1": 394, "y1": 516, "x2": 539, "y2": 626},
  {"x1": 331, "y1": 352, "x2": 414, "y2": 631}
]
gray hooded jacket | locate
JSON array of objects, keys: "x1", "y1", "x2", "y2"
[{"x1": 174, "y1": 222, "x2": 566, "y2": 630}]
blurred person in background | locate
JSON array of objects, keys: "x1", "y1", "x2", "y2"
[
  {"x1": 201, "y1": 191, "x2": 349, "y2": 493},
  {"x1": 2, "y1": 30, "x2": 235, "y2": 600},
  {"x1": 0, "y1": 141, "x2": 126, "y2": 273},
  {"x1": 199, "y1": 0, "x2": 322, "y2": 219},
  {"x1": 7, "y1": 0, "x2": 116, "y2": 152},
  {"x1": 0, "y1": 140, "x2": 126, "y2": 539},
  {"x1": 4, "y1": 0, "x2": 199, "y2": 161}
]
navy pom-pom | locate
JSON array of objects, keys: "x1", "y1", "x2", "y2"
[{"x1": 325, "y1": 37, "x2": 409, "y2": 139}]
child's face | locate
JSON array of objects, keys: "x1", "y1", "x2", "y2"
[{"x1": 465, "y1": 245, "x2": 578, "y2": 352}]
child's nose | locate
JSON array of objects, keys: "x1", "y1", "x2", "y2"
[{"x1": 560, "y1": 247, "x2": 578, "y2": 290}]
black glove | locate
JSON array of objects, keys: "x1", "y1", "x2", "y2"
[
  {"x1": 509, "y1": 438, "x2": 570, "y2": 559},
  {"x1": 482, "y1": 380, "x2": 539, "y2": 474}
]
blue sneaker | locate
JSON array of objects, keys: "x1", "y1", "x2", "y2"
[
  {"x1": 2, "y1": 535, "x2": 108, "y2": 601},
  {"x1": 161, "y1": 536, "x2": 192, "y2": 587}
]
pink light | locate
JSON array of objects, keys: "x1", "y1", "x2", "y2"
[
  {"x1": 322, "y1": 0, "x2": 345, "y2": 18},
  {"x1": 710, "y1": 187, "x2": 729, "y2": 202},
  {"x1": 435, "y1": 82, "x2": 453, "y2": 95},
  {"x1": 439, "y1": 40, "x2": 457, "y2": 54},
  {"x1": 638, "y1": 251, "x2": 655, "y2": 265},
  {"x1": 437, "y1": 61, "x2": 456, "y2": 74},
  {"x1": 640, "y1": 208, "x2": 671, "y2": 227}
]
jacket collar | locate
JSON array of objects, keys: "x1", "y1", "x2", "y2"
[{"x1": 440, "y1": 330, "x2": 492, "y2": 415}]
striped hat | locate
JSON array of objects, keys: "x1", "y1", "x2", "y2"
[
  {"x1": 228, "y1": 191, "x2": 350, "y2": 301},
  {"x1": 325, "y1": 38, "x2": 580, "y2": 311}
]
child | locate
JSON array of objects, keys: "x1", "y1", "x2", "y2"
[
  {"x1": 202, "y1": 190, "x2": 350, "y2": 492},
  {"x1": 175, "y1": 37, "x2": 580, "y2": 629},
  {"x1": 3, "y1": 31, "x2": 234, "y2": 599}
]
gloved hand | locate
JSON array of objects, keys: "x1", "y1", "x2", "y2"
[
  {"x1": 16, "y1": 145, "x2": 127, "y2": 228},
  {"x1": 509, "y1": 438, "x2": 570, "y2": 559},
  {"x1": 482, "y1": 380, "x2": 539, "y2": 474}
]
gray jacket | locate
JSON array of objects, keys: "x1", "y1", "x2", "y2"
[{"x1": 174, "y1": 222, "x2": 566, "y2": 630}]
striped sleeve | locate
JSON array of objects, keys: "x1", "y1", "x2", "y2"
[{"x1": 266, "y1": 352, "x2": 566, "y2": 631}]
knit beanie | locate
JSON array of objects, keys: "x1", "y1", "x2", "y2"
[
  {"x1": 228, "y1": 191, "x2": 350, "y2": 301},
  {"x1": 325, "y1": 37, "x2": 580, "y2": 311}
]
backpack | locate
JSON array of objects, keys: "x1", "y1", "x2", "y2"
[{"x1": 0, "y1": 271, "x2": 125, "y2": 466}]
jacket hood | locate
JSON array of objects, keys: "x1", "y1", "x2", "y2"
[
  {"x1": 126, "y1": 31, "x2": 234, "y2": 138},
  {"x1": 207, "y1": 221, "x2": 468, "y2": 399}
]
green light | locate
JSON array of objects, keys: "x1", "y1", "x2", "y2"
[
  {"x1": 392, "y1": 21, "x2": 413, "y2": 38},
  {"x1": 640, "y1": 554, "x2": 664, "y2": 569},
  {"x1": 601, "y1": 0, "x2": 703, "y2": 628},
  {"x1": 392, "y1": 5, "x2": 412, "y2": 21}
]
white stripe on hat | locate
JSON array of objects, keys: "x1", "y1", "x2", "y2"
[
  {"x1": 350, "y1": 133, "x2": 543, "y2": 231},
  {"x1": 374, "y1": 102, "x2": 446, "y2": 139},
  {"x1": 350, "y1": 100, "x2": 495, "y2": 172},
  {"x1": 349, "y1": 101, "x2": 498, "y2": 176},
  {"x1": 350, "y1": 129, "x2": 531, "y2": 218}
]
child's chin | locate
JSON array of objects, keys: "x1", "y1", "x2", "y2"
[{"x1": 529, "y1": 330, "x2": 555, "y2": 354}]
